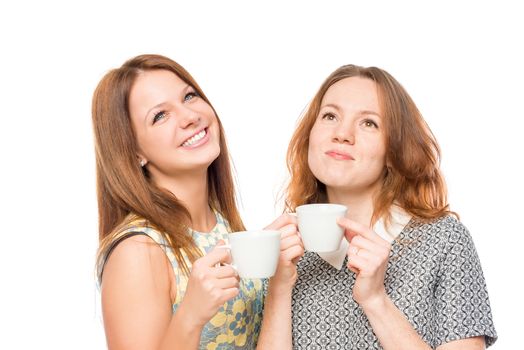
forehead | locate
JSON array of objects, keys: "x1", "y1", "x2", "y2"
[
  {"x1": 322, "y1": 76, "x2": 380, "y2": 111},
  {"x1": 131, "y1": 69, "x2": 185, "y2": 99},
  {"x1": 128, "y1": 70, "x2": 185, "y2": 116}
]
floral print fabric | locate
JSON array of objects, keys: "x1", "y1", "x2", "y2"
[{"x1": 101, "y1": 211, "x2": 264, "y2": 350}]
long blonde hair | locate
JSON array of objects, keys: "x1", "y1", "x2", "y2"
[
  {"x1": 92, "y1": 54, "x2": 244, "y2": 276},
  {"x1": 286, "y1": 64, "x2": 453, "y2": 224}
]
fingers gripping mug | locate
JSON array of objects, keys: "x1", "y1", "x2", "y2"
[{"x1": 218, "y1": 230, "x2": 281, "y2": 278}]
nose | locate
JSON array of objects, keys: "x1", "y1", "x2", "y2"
[
  {"x1": 332, "y1": 121, "x2": 355, "y2": 145},
  {"x1": 179, "y1": 109, "x2": 201, "y2": 129}
]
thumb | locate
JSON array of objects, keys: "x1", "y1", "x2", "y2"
[{"x1": 201, "y1": 240, "x2": 231, "y2": 266}]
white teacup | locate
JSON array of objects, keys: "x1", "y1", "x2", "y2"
[
  {"x1": 296, "y1": 203, "x2": 348, "y2": 252},
  {"x1": 220, "y1": 230, "x2": 281, "y2": 279}
]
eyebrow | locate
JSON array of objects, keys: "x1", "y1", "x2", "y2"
[
  {"x1": 361, "y1": 110, "x2": 381, "y2": 118},
  {"x1": 321, "y1": 103, "x2": 381, "y2": 118},
  {"x1": 322, "y1": 103, "x2": 342, "y2": 112}
]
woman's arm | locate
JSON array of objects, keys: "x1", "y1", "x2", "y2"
[
  {"x1": 361, "y1": 295, "x2": 485, "y2": 349},
  {"x1": 257, "y1": 214, "x2": 304, "y2": 350},
  {"x1": 257, "y1": 278, "x2": 295, "y2": 349},
  {"x1": 339, "y1": 218, "x2": 486, "y2": 350},
  {"x1": 360, "y1": 295, "x2": 431, "y2": 349},
  {"x1": 101, "y1": 236, "x2": 238, "y2": 350}
]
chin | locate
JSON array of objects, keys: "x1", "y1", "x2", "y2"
[
  {"x1": 321, "y1": 179, "x2": 354, "y2": 190},
  {"x1": 312, "y1": 168, "x2": 348, "y2": 186}
]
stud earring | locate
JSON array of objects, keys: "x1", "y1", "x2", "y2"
[{"x1": 139, "y1": 159, "x2": 147, "y2": 167}]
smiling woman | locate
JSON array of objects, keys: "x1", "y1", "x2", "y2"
[
  {"x1": 128, "y1": 69, "x2": 221, "y2": 180},
  {"x1": 307, "y1": 77, "x2": 386, "y2": 194},
  {"x1": 268, "y1": 64, "x2": 498, "y2": 349},
  {"x1": 91, "y1": 54, "x2": 302, "y2": 350}
]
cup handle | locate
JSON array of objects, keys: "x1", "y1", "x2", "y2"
[{"x1": 214, "y1": 245, "x2": 237, "y2": 272}]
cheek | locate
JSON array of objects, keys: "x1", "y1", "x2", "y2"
[
  {"x1": 135, "y1": 132, "x2": 153, "y2": 155},
  {"x1": 307, "y1": 140, "x2": 324, "y2": 180},
  {"x1": 200, "y1": 102, "x2": 217, "y2": 120},
  {"x1": 307, "y1": 132, "x2": 319, "y2": 161},
  {"x1": 139, "y1": 137, "x2": 164, "y2": 162},
  {"x1": 141, "y1": 127, "x2": 176, "y2": 155},
  {"x1": 210, "y1": 123, "x2": 221, "y2": 148},
  {"x1": 207, "y1": 110, "x2": 220, "y2": 132},
  {"x1": 366, "y1": 144, "x2": 387, "y2": 170},
  {"x1": 307, "y1": 127, "x2": 330, "y2": 172},
  {"x1": 307, "y1": 127, "x2": 323, "y2": 153}
]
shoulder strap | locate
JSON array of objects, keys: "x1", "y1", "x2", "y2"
[{"x1": 97, "y1": 230, "x2": 151, "y2": 284}]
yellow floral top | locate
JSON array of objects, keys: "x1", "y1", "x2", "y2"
[{"x1": 98, "y1": 212, "x2": 265, "y2": 350}]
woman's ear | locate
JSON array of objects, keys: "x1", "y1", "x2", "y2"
[{"x1": 137, "y1": 154, "x2": 148, "y2": 167}]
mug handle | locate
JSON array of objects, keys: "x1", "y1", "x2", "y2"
[{"x1": 214, "y1": 245, "x2": 237, "y2": 272}]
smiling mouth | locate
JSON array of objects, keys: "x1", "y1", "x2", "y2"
[
  {"x1": 325, "y1": 151, "x2": 354, "y2": 160},
  {"x1": 181, "y1": 128, "x2": 207, "y2": 147}
]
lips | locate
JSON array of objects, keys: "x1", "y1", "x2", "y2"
[
  {"x1": 181, "y1": 128, "x2": 208, "y2": 147},
  {"x1": 325, "y1": 150, "x2": 354, "y2": 161}
]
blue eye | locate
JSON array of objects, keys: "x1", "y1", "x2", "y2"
[
  {"x1": 184, "y1": 91, "x2": 199, "y2": 102},
  {"x1": 153, "y1": 110, "x2": 167, "y2": 124}
]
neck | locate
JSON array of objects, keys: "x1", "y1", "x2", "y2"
[
  {"x1": 326, "y1": 187, "x2": 377, "y2": 227},
  {"x1": 152, "y1": 169, "x2": 216, "y2": 233}
]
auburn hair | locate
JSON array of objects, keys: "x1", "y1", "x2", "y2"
[
  {"x1": 286, "y1": 64, "x2": 453, "y2": 225},
  {"x1": 92, "y1": 54, "x2": 244, "y2": 276}
]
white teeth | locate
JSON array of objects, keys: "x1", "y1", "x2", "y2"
[{"x1": 182, "y1": 129, "x2": 206, "y2": 147}]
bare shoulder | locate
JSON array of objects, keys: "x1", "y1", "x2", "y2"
[
  {"x1": 101, "y1": 235, "x2": 177, "y2": 349},
  {"x1": 102, "y1": 234, "x2": 173, "y2": 289}
]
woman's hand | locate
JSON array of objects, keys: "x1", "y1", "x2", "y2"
[
  {"x1": 178, "y1": 241, "x2": 239, "y2": 329},
  {"x1": 264, "y1": 214, "x2": 304, "y2": 290},
  {"x1": 337, "y1": 217, "x2": 391, "y2": 308}
]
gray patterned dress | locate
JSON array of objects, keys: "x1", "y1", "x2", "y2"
[{"x1": 291, "y1": 215, "x2": 497, "y2": 349}]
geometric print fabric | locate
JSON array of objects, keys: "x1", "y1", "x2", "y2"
[{"x1": 291, "y1": 216, "x2": 497, "y2": 349}]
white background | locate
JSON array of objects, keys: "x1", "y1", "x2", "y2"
[{"x1": 0, "y1": 1, "x2": 521, "y2": 348}]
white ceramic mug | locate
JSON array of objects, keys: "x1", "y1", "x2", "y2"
[
  {"x1": 296, "y1": 203, "x2": 348, "y2": 252},
  {"x1": 218, "y1": 230, "x2": 281, "y2": 278}
]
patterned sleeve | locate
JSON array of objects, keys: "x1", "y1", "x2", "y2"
[{"x1": 434, "y1": 219, "x2": 497, "y2": 347}]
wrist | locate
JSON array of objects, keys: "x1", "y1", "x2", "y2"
[
  {"x1": 175, "y1": 302, "x2": 206, "y2": 333},
  {"x1": 358, "y1": 292, "x2": 389, "y2": 314},
  {"x1": 267, "y1": 277, "x2": 295, "y2": 297}
]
